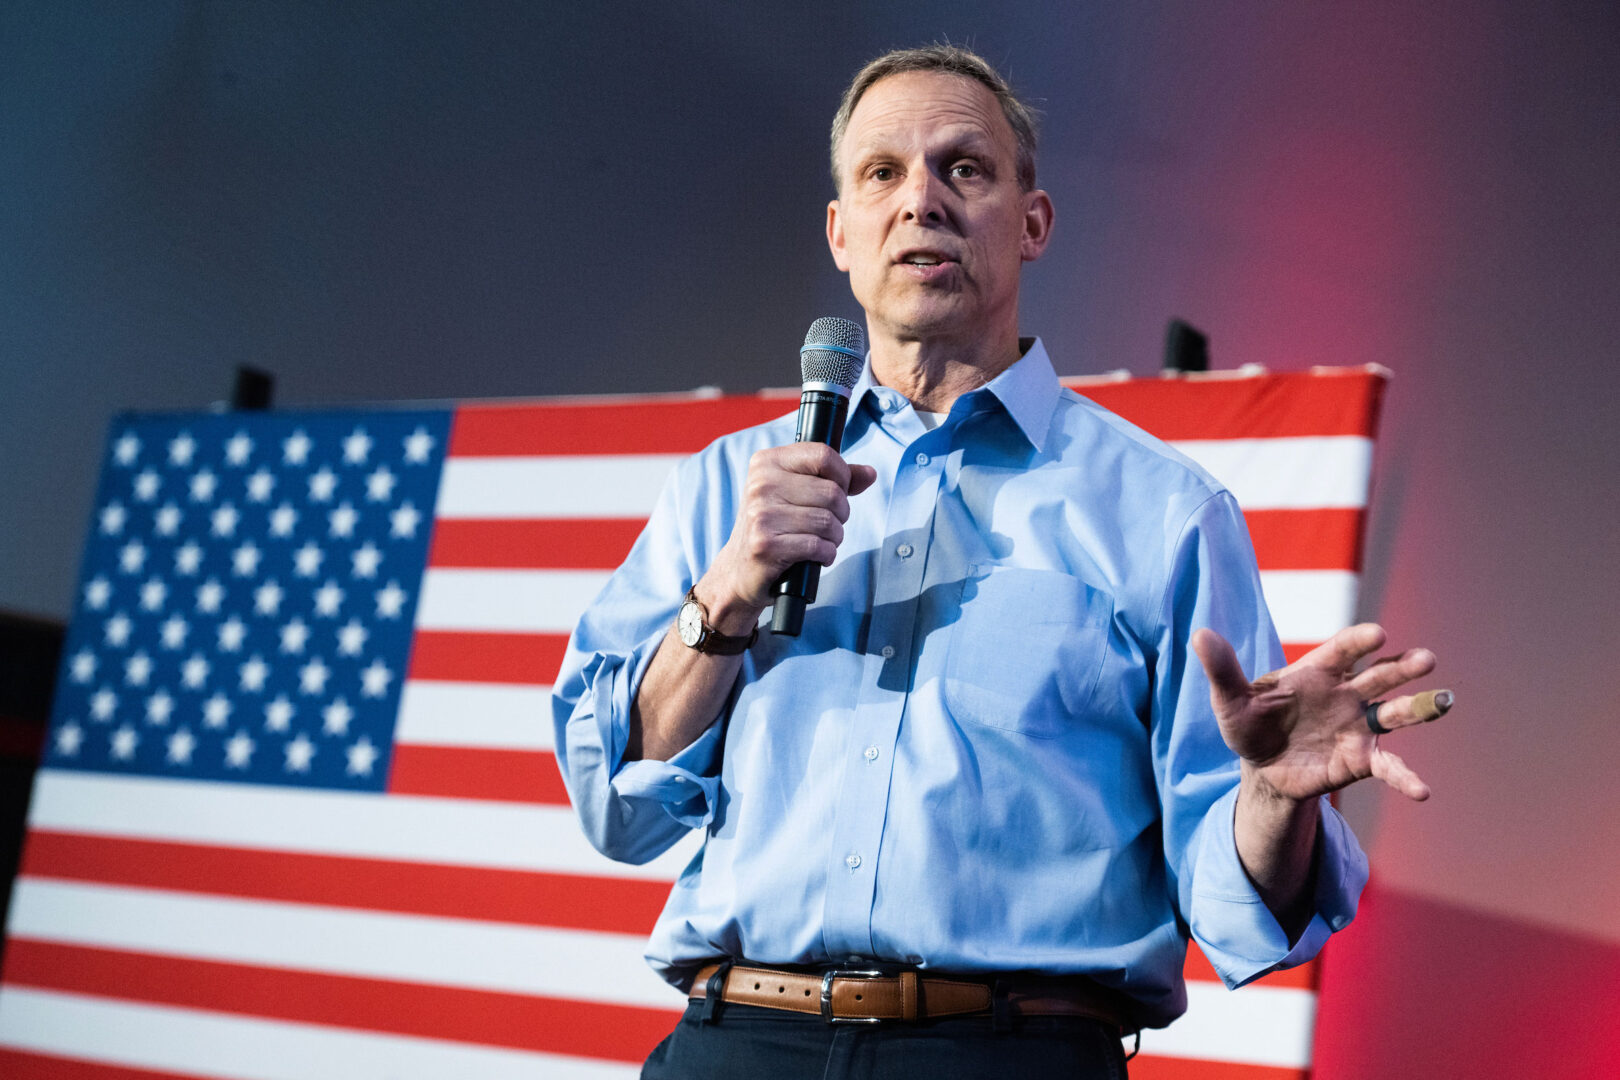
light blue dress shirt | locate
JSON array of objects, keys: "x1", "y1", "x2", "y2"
[{"x1": 551, "y1": 339, "x2": 1367, "y2": 1027}]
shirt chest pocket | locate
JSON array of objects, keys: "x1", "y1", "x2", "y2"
[{"x1": 941, "y1": 567, "x2": 1114, "y2": 739}]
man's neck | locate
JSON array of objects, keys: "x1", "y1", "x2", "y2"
[{"x1": 867, "y1": 329, "x2": 1024, "y2": 414}]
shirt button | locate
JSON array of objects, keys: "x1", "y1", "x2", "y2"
[
  {"x1": 895, "y1": 543, "x2": 913, "y2": 559},
  {"x1": 845, "y1": 853, "x2": 862, "y2": 870},
  {"x1": 880, "y1": 645, "x2": 895, "y2": 660},
  {"x1": 883, "y1": 396, "x2": 899, "y2": 411},
  {"x1": 863, "y1": 745, "x2": 879, "y2": 762},
  {"x1": 915, "y1": 452, "x2": 930, "y2": 466}
]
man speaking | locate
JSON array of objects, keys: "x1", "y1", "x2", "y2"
[{"x1": 552, "y1": 44, "x2": 1450, "y2": 1077}]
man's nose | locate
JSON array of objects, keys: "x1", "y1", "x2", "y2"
[{"x1": 899, "y1": 168, "x2": 946, "y2": 223}]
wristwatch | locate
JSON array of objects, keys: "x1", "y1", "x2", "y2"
[{"x1": 676, "y1": 586, "x2": 758, "y2": 655}]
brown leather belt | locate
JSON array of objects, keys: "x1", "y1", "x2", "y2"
[{"x1": 690, "y1": 962, "x2": 1134, "y2": 1029}]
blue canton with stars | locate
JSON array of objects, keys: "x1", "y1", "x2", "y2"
[{"x1": 45, "y1": 408, "x2": 453, "y2": 792}]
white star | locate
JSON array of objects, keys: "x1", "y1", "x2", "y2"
[
  {"x1": 350, "y1": 542, "x2": 382, "y2": 579},
  {"x1": 218, "y1": 617, "x2": 248, "y2": 652},
  {"x1": 308, "y1": 468, "x2": 338, "y2": 502},
  {"x1": 323, "y1": 698, "x2": 354, "y2": 736},
  {"x1": 269, "y1": 503, "x2": 298, "y2": 537},
  {"x1": 181, "y1": 653, "x2": 210, "y2": 689},
  {"x1": 202, "y1": 693, "x2": 232, "y2": 728},
  {"x1": 246, "y1": 468, "x2": 275, "y2": 502},
  {"x1": 375, "y1": 581, "x2": 407, "y2": 619},
  {"x1": 346, "y1": 736, "x2": 379, "y2": 777},
  {"x1": 146, "y1": 690, "x2": 174, "y2": 725},
  {"x1": 90, "y1": 688, "x2": 118, "y2": 721},
  {"x1": 70, "y1": 649, "x2": 97, "y2": 683},
  {"x1": 224, "y1": 730, "x2": 255, "y2": 768},
  {"x1": 84, "y1": 576, "x2": 112, "y2": 610},
  {"x1": 232, "y1": 541, "x2": 262, "y2": 577},
  {"x1": 299, "y1": 656, "x2": 331, "y2": 695},
  {"x1": 118, "y1": 540, "x2": 147, "y2": 574},
  {"x1": 113, "y1": 432, "x2": 141, "y2": 466},
  {"x1": 336, "y1": 619, "x2": 368, "y2": 657},
  {"x1": 285, "y1": 734, "x2": 316, "y2": 773},
  {"x1": 280, "y1": 617, "x2": 311, "y2": 654},
  {"x1": 239, "y1": 655, "x2": 270, "y2": 693},
  {"x1": 365, "y1": 466, "x2": 396, "y2": 502},
  {"x1": 166, "y1": 728, "x2": 196, "y2": 764},
  {"x1": 168, "y1": 433, "x2": 196, "y2": 467},
  {"x1": 125, "y1": 651, "x2": 153, "y2": 686},
  {"x1": 139, "y1": 577, "x2": 167, "y2": 612},
  {"x1": 56, "y1": 722, "x2": 85, "y2": 757},
  {"x1": 265, "y1": 695, "x2": 295, "y2": 732},
  {"x1": 196, "y1": 578, "x2": 225, "y2": 614},
  {"x1": 225, "y1": 431, "x2": 254, "y2": 466},
  {"x1": 342, "y1": 428, "x2": 372, "y2": 465},
  {"x1": 171, "y1": 542, "x2": 201, "y2": 577},
  {"x1": 189, "y1": 468, "x2": 218, "y2": 502},
  {"x1": 360, "y1": 659, "x2": 393, "y2": 699},
  {"x1": 403, "y1": 427, "x2": 435, "y2": 464},
  {"x1": 293, "y1": 542, "x2": 324, "y2": 577},
  {"x1": 104, "y1": 613, "x2": 133, "y2": 648},
  {"x1": 283, "y1": 430, "x2": 312, "y2": 466},
  {"x1": 110, "y1": 725, "x2": 139, "y2": 760},
  {"x1": 314, "y1": 581, "x2": 344, "y2": 617},
  {"x1": 211, "y1": 502, "x2": 240, "y2": 537},
  {"x1": 100, "y1": 502, "x2": 127, "y2": 535},
  {"x1": 328, "y1": 502, "x2": 358, "y2": 539},
  {"x1": 134, "y1": 469, "x2": 162, "y2": 501},
  {"x1": 154, "y1": 503, "x2": 182, "y2": 536},
  {"x1": 159, "y1": 614, "x2": 189, "y2": 650},
  {"x1": 389, "y1": 501, "x2": 421, "y2": 539},
  {"x1": 254, "y1": 579, "x2": 284, "y2": 616}
]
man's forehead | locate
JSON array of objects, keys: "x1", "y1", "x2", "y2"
[{"x1": 842, "y1": 72, "x2": 1013, "y2": 156}]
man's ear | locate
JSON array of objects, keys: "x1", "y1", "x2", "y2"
[
  {"x1": 1020, "y1": 189, "x2": 1055, "y2": 263},
  {"x1": 827, "y1": 200, "x2": 850, "y2": 272}
]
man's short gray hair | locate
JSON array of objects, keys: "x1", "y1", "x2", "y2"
[{"x1": 830, "y1": 44, "x2": 1039, "y2": 194}]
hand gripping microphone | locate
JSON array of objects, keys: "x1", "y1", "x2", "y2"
[{"x1": 769, "y1": 316, "x2": 867, "y2": 636}]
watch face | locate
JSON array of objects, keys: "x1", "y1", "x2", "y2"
[{"x1": 677, "y1": 601, "x2": 704, "y2": 647}]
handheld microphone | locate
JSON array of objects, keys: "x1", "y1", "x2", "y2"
[{"x1": 769, "y1": 316, "x2": 866, "y2": 636}]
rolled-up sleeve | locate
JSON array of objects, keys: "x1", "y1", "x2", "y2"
[{"x1": 1152, "y1": 490, "x2": 1370, "y2": 988}]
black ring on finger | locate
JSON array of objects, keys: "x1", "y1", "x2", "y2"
[{"x1": 1363, "y1": 700, "x2": 1392, "y2": 736}]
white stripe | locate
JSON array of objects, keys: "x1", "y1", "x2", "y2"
[
  {"x1": 1171, "y1": 436, "x2": 1373, "y2": 510},
  {"x1": 1135, "y1": 979, "x2": 1316, "y2": 1069},
  {"x1": 417, "y1": 568, "x2": 609, "y2": 633},
  {"x1": 1259, "y1": 569, "x2": 1361, "y2": 644},
  {"x1": 0, "y1": 987, "x2": 643, "y2": 1080},
  {"x1": 397, "y1": 681, "x2": 555, "y2": 750},
  {"x1": 436, "y1": 456, "x2": 680, "y2": 519},
  {"x1": 28, "y1": 770, "x2": 695, "y2": 882},
  {"x1": 9, "y1": 878, "x2": 684, "y2": 1010}
]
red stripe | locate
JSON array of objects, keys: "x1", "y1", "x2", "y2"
[
  {"x1": 0, "y1": 1049, "x2": 205, "y2": 1080},
  {"x1": 451, "y1": 397, "x2": 794, "y2": 456},
  {"x1": 388, "y1": 744, "x2": 571, "y2": 805},
  {"x1": 2, "y1": 940, "x2": 679, "y2": 1065},
  {"x1": 1244, "y1": 509, "x2": 1365, "y2": 571},
  {"x1": 407, "y1": 631, "x2": 568, "y2": 684},
  {"x1": 1067, "y1": 368, "x2": 1385, "y2": 440},
  {"x1": 1281, "y1": 642, "x2": 1320, "y2": 665},
  {"x1": 1184, "y1": 943, "x2": 1318, "y2": 992},
  {"x1": 19, "y1": 831, "x2": 670, "y2": 935},
  {"x1": 1128, "y1": 1056, "x2": 1308, "y2": 1080},
  {"x1": 429, "y1": 518, "x2": 646, "y2": 569}
]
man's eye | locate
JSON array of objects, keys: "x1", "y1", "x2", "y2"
[
  {"x1": 951, "y1": 162, "x2": 979, "y2": 179},
  {"x1": 870, "y1": 167, "x2": 895, "y2": 182}
]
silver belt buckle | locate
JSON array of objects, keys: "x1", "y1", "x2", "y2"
[{"x1": 820, "y1": 968, "x2": 887, "y2": 1024}]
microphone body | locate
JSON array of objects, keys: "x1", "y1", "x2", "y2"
[{"x1": 770, "y1": 318, "x2": 866, "y2": 636}]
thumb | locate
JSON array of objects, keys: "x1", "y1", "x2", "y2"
[
  {"x1": 847, "y1": 464, "x2": 878, "y2": 496},
  {"x1": 1192, "y1": 627, "x2": 1252, "y2": 717}
]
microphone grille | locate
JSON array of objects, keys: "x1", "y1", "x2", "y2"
[{"x1": 800, "y1": 317, "x2": 866, "y2": 390}]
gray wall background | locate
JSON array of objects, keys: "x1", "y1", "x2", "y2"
[{"x1": 4, "y1": 2, "x2": 1618, "y2": 1073}]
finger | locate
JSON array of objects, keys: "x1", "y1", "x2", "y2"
[
  {"x1": 1370, "y1": 746, "x2": 1431, "y2": 801},
  {"x1": 847, "y1": 464, "x2": 878, "y2": 496},
  {"x1": 1364, "y1": 689, "x2": 1455, "y2": 733},
  {"x1": 1348, "y1": 647, "x2": 1438, "y2": 699},
  {"x1": 779, "y1": 442, "x2": 855, "y2": 488},
  {"x1": 1191, "y1": 628, "x2": 1253, "y2": 717},
  {"x1": 1285, "y1": 623, "x2": 1387, "y2": 676}
]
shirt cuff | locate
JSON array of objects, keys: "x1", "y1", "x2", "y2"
[
  {"x1": 1188, "y1": 786, "x2": 1370, "y2": 988},
  {"x1": 610, "y1": 721, "x2": 724, "y2": 829}
]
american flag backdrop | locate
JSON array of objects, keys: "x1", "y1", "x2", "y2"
[{"x1": 0, "y1": 365, "x2": 1385, "y2": 1079}]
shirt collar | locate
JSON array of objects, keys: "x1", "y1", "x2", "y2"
[{"x1": 848, "y1": 336, "x2": 1060, "y2": 454}]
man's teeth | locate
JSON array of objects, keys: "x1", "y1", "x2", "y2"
[{"x1": 904, "y1": 255, "x2": 943, "y2": 265}]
